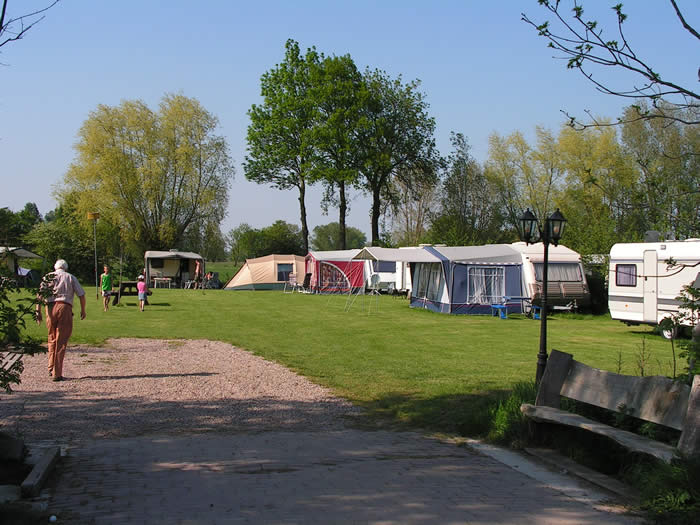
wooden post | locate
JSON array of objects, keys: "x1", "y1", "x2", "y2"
[
  {"x1": 534, "y1": 349, "x2": 573, "y2": 408},
  {"x1": 678, "y1": 375, "x2": 700, "y2": 458}
]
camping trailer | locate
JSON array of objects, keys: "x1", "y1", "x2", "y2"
[
  {"x1": 509, "y1": 242, "x2": 591, "y2": 310},
  {"x1": 305, "y1": 250, "x2": 366, "y2": 293},
  {"x1": 224, "y1": 254, "x2": 305, "y2": 290},
  {"x1": 406, "y1": 243, "x2": 589, "y2": 315},
  {"x1": 608, "y1": 239, "x2": 700, "y2": 335},
  {"x1": 144, "y1": 250, "x2": 204, "y2": 288}
]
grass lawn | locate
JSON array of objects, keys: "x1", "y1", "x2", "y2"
[
  {"x1": 205, "y1": 261, "x2": 241, "y2": 285},
  {"x1": 23, "y1": 288, "x2": 676, "y2": 436}
]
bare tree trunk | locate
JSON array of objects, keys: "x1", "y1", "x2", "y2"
[
  {"x1": 338, "y1": 180, "x2": 347, "y2": 250},
  {"x1": 298, "y1": 178, "x2": 309, "y2": 254},
  {"x1": 371, "y1": 187, "x2": 381, "y2": 246}
]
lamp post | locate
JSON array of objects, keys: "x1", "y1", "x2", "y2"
[
  {"x1": 519, "y1": 208, "x2": 566, "y2": 384},
  {"x1": 87, "y1": 212, "x2": 100, "y2": 300}
]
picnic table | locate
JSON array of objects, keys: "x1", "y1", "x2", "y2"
[{"x1": 112, "y1": 281, "x2": 150, "y2": 306}]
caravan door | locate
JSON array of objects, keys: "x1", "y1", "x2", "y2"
[{"x1": 643, "y1": 250, "x2": 658, "y2": 323}]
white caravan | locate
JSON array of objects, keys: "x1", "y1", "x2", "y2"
[
  {"x1": 508, "y1": 242, "x2": 590, "y2": 310},
  {"x1": 608, "y1": 239, "x2": 700, "y2": 337}
]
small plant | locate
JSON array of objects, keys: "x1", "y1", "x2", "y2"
[
  {"x1": 635, "y1": 336, "x2": 651, "y2": 377},
  {"x1": 659, "y1": 279, "x2": 700, "y2": 382},
  {"x1": 0, "y1": 272, "x2": 53, "y2": 394},
  {"x1": 624, "y1": 456, "x2": 700, "y2": 525},
  {"x1": 486, "y1": 381, "x2": 537, "y2": 447}
]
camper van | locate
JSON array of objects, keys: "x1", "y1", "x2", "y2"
[
  {"x1": 509, "y1": 242, "x2": 591, "y2": 310},
  {"x1": 608, "y1": 239, "x2": 700, "y2": 337}
]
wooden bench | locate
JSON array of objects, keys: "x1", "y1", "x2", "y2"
[
  {"x1": 521, "y1": 349, "x2": 700, "y2": 463},
  {"x1": 1, "y1": 350, "x2": 23, "y2": 385},
  {"x1": 112, "y1": 281, "x2": 151, "y2": 305}
]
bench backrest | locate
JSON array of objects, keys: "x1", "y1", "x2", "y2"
[{"x1": 537, "y1": 350, "x2": 690, "y2": 430}]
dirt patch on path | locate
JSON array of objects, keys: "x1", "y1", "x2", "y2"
[{"x1": 0, "y1": 338, "x2": 360, "y2": 444}]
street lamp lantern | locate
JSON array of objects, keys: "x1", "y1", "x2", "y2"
[
  {"x1": 519, "y1": 208, "x2": 539, "y2": 244},
  {"x1": 518, "y1": 207, "x2": 567, "y2": 384},
  {"x1": 547, "y1": 209, "x2": 566, "y2": 246}
]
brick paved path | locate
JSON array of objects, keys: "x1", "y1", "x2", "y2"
[{"x1": 47, "y1": 430, "x2": 639, "y2": 525}]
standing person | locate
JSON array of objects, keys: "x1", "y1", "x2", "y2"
[
  {"x1": 35, "y1": 259, "x2": 87, "y2": 382},
  {"x1": 137, "y1": 274, "x2": 149, "y2": 312},
  {"x1": 100, "y1": 264, "x2": 113, "y2": 312},
  {"x1": 193, "y1": 259, "x2": 202, "y2": 289}
]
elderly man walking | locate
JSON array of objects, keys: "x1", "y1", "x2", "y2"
[{"x1": 35, "y1": 259, "x2": 87, "y2": 381}]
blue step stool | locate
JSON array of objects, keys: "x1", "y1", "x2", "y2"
[
  {"x1": 491, "y1": 304, "x2": 508, "y2": 319},
  {"x1": 531, "y1": 306, "x2": 541, "y2": 320}
]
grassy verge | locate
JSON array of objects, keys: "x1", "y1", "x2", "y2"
[{"x1": 22, "y1": 288, "x2": 676, "y2": 436}]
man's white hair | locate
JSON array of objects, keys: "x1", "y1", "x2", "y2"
[{"x1": 54, "y1": 259, "x2": 68, "y2": 271}]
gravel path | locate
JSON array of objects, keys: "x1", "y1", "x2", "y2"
[{"x1": 0, "y1": 338, "x2": 361, "y2": 444}]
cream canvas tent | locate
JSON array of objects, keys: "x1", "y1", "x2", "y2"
[{"x1": 224, "y1": 254, "x2": 305, "y2": 290}]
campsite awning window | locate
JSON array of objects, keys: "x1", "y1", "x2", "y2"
[
  {"x1": 533, "y1": 262, "x2": 582, "y2": 282},
  {"x1": 467, "y1": 266, "x2": 504, "y2": 304},
  {"x1": 277, "y1": 263, "x2": 293, "y2": 282}
]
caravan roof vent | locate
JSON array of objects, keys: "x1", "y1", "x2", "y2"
[{"x1": 644, "y1": 231, "x2": 660, "y2": 242}]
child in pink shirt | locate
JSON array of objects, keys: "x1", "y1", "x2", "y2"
[{"x1": 137, "y1": 275, "x2": 149, "y2": 312}]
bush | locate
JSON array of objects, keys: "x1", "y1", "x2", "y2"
[{"x1": 486, "y1": 381, "x2": 537, "y2": 447}]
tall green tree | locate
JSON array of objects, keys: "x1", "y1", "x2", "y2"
[
  {"x1": 310, "y1": 222, "x2": 366, "y2": 251},
  {"x1": 245, "y1": 39, "x2": 321, "y2": 253},
  {"x1": 621, "y1": 102, "x2": 700, "y2": 239},
  {"x1": 427, "y1": 133, "x2": 505, "y2": 246},
  {"x1": 0, "y1": 203, "x2": 42, "y2": 246},
  {"x1": 556, "y1": 124, "x2": 639, "y2": 254},
  {"x1": 59, "y1": 94, "x2": 233, "y2": 257},
  {"x1": 486, "y1": 128, "x2": 564, "y2": 234},
  {"x1": 356, "y1": 70, "x2": 439, "y2": 245},
  {"x1": 308, "y1": 54, "x2": 365, "y2": 250}
]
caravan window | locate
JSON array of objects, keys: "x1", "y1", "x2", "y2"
[
  {"x1": 426, "y1": 263, "x2": 444, "y2": 302},
  {"x1": 150, "y1": 258, "x2": 164, "y2": 269},
  {"x1": 533, "y1": 263, "x2": 582, "y2": 282},
  {"x1": 416, "y1": 263, "x2": 431, "y2": 298},
  {"x1": 277, "y1": 263, "x2": 293, "y2": 282},
  {"x1": 416, "y1": 263, "x2": 443, "y2": 300},
  {"x1": 615, "y1": 264, "x2": 637, "y2": 287},
  {"x1": 373, "y1": 260, "x2": 395, "y2": 273},
  {"x1": 468, "y1": 266, "x2": 504, "y2": 304}
]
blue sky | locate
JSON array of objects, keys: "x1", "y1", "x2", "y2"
[{"x1": 1, "y1": 0, "x2": 697, "y2": 238}]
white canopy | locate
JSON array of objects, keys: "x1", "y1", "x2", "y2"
[
  {"x1": 0, "y1": 247, "x2": 42, "y2": 259},
  {"x1": 144, "y1": 250, "x2": 203, "y2": 260},
  {"x1": 353, "y1": 246, "x2": 441, "y2": 263}
]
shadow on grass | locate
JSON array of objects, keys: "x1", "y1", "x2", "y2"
[{"x1": 360, "y1": 389, "x2": 517, "y2": 437}]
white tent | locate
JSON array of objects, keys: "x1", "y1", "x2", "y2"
[{"x1": 224, "y1": 254, "x2": 305, "y2": 290}]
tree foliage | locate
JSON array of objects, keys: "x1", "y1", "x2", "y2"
[
  {"x1": 426, "y1": 133, "x2": 506, "y2": 246},
  {"x1": 246, "y1": 41, "x2": 439, "y2": 249},
  {"x1": 0, "y1": 203, "x2": 42, "y2": 246},
  {"x1": 245, "y1": 40, "x2": 320, "y2": 254},
  {"x1": 308, "y1": 54, "x2": 365, "y2": 249},
  {"x1": 522, "y1": 1, "x2": 700, "y2": 127},
  {"x1": 356, "y1": 69, "x2": 439, "y2": 245},
  {"x1": 310, "y1": 222, "x2": 366, "y2": 251},
  {"x1": 226, "y1": 220, "x2": 305, "y2": 263},
  {"x1": 59, "y1": 94, "x2": 233, "y2": 257}
]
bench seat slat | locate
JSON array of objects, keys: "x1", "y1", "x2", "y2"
[
  {"x1": 560, "y1": 362, "x2": 689, "y2": 431},
  {"x1": 521, "y1": 403, "x2": 676, "y2": 463},
  {"x1": 1, "y1": 352, "x2": 23, "y2": 370}
]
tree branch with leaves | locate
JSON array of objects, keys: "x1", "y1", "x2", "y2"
[{"x1": 522, "y1": 0, "x2": 700, "y2": 127}]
